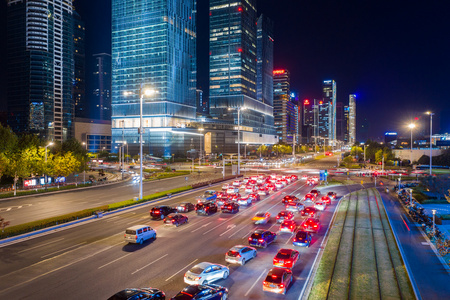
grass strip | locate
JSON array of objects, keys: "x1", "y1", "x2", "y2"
[
  {"x1": 373, "y1": 189, "x2": 415, "y2": 299},
  {"x1": 308, "y1": 195, "x2": 349, "y2": 300},
  {"x1": 349, "y1": 190, "x2": 380, "y2": 300}
]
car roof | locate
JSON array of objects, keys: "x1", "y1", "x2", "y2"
[
  {"x1": 277, "y1": 248, "x2": 296, "y2": 255},
  {"x1": 195, "y1": 262, "x2": 215, "y2": 269},
  {"x1": 230, "y1": 245, "x2": 247, "y2": 251},
  {"x1": 253, "y1": 229, "x2": 266, "y2": 234},
  {"x1": 269, "y1": 267, "x2": 290, "y2": 276}
]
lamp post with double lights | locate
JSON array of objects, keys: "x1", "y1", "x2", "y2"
[
  {"x1": 228, "y1": 107, "x2": 246, "y2": 175},
  {"x1": 408, "y1": 123, "x2": 415, "y2": 165},
  {"x1": 124, "y1": 84, "x2": 156, "y2": 200},
  {"x1": 44, "y1": 142, "x2": 54, "y2": 189},
  {"x1": 426, "y1": 112, "x2": 434, "y2": 175}
]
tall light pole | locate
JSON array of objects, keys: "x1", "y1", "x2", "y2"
[
  {"x1": 408, "y1": 123, "x2": 415, "y2": 165},
  {"x1": 426, "y1": 112, "x2": 434, "y2": 175},
  {"x1": 198, "y1": 128, "x2": 204, "y2": 166},
  {"x1": 124, "y1": 84, "x2": 156, "y2": 200},
  {"x1": 229, "y1": 107, "x2": 246, "y2": 175},
  {"x1": 44, "y1": 142, "x2": 54, "y2": 189}
]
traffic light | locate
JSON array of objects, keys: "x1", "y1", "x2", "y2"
[{"x1": 324, "y1": 169, "x2": 328, "y2": 176}]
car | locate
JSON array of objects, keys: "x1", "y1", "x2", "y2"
[
  {"x1": 279, "y1": 219, "x2": 297, "y2": 233},
  {"x1": 195, "y1": 202, "x2": 218, "y2": 215},
  {"x1": 301, "y1": 206, "x2": 318, "y2": 217},
  {"x1": 244, "y1": 185, "x2": 256, "y2": 193},
  {"x1": 225, "y1": 245, "x2": 257, "y2": 265},
  {"x1": 276, "y1": 211, "x2": 294, "y2": 223},
  {"x1": 275, "y1": 181, "x2": 284, "y2": 189},
  {"x1": 177, "y1": 202, "x2": 195, "y2": 213},
  {"x1": 302, "y1": 194, "x2": 316, "y2": 204},
  {"x1": 108, "y1": 288, "x2": 165, "y2": 300},
  {"x1": 150, "y1": 205, "x2": 176, "y2": 220},
  {"x1": 238, "y1": 196, "x2": 252, "y2": 206},
  {"x1": 306, "y1": 179, "x2": 315, "y2": 186},
  {"x1": 184, "y1": 262, "x2": 229, "y2": 285},
  {"x1": 216, "y1": 197, "x2": 229, "y2": 206},
  {"x1": 282, "y1": 195, "x2": 299, "y2": 205},
  {"x1": 257, "y1": 186, "x2": 270, "y2": 195},
  {"x1": 252, "y1": 212, "x2": 271, "y2": 224},
  {"x1": 243, "y1": 177, "x2": 250, "y2": 184},
  {"x1": 321, "y1": 196, "x2": 331, "y2": 205},
  {"x1": 273, "y1": 248, "x2": 300, "y2": 269},
  {"x1": 228, "y1": 193, "x2": 241, "y2": 201},
  {"x1": 222, "y1": 184, "x2": 230, "y2": 190},
  {"x1": 262, "y1": 267, "x2": 293, "y2": 295},
  {"x1": 314, "y1": 201, "x2": 326, "y2": 211},
  {"x1": 197, "y1": 190, "x2": 218, "y2": 203},
  {"x1": 327, "y1": 191, "x2": 337, "y2": 200},
  {"x1": 285, "y1": 202, "x2": 304, "y2": 214},
  {"x1": 301, "y1": 175, "x2": 308, "y2": 180},
  {"x1": 266, "y1": 183, "x2": 278, "y2": 191},
  {"x1": 171, "y1": 284, "x2": 228, "y2": 300},
  {"x1": 290, "y1": 175, "x2": 298, "y2": 181},
  {"x1": 293, "y1": 230, "x2": 312, "y2": 247},
  {"x1": 301, "y1": 218, "x2": 321, "y2": 232},
  {"x1": 310, "y1": 189, "x2": 320, "y2": 197},
  {"x1": 226, "y1": 187, "x2": 239, "y2": 194},
  {"x1": 221, "y1": 202, "x2": 239, "y2": 213},
  {"x1": 124, "y1": 225, "x2": 157, "y2": 244},
  {"x1": 232, "y1": 180, "x2": 241, "y2": 186},
  {"x1": 312, "y1": 176, "x2": 319, "y2": 182},
  {"x1": 248, "y1": 193, "x2": 261, "y2": 202},
  {"x1": 248, "y1": 229, "x2": 277, "y2": 248},
  {"x1": 164, "y1": 214, "x2": 188, "y2": 227}
]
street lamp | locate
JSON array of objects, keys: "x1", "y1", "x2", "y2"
[
  {"x1": 361, "y1": 143, "x2": 369, "y2": 166},
  {"x1": 408, "y1": 123, "x2": 415, "y2": 165},
  {"x1": 228, "y1": 106, "x2": 246, "y2": 175},
  {"x1": 124, "y1": 84, "x2": 156, "y2": 200},
  {"x1": 44, "y1": 142, "x2": 54, "y2": 189},
  {"x1": 426, "y1": 112, "x2": 434, "y2": 175},
  {"x1": 198, "y1": 128, "x2": 204, "y2": 166},
  {"x1": 432, "y1": 209, "x2": 437, "y2": 236}
]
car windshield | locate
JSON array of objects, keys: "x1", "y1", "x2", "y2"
[
  {"x1": 189, "y1": 266, "x2": 205, "y2": 274},
  {"x1": 276, "y1": 252, "x2": 291, "y2": 259},
  {"x1": 252, "y1": 233, "x2": 262, "y2": 238},
  {"x1": 265, "y1": 274, "x2": 282, "y2": 284},
  {"x1": 255, "y1": 213, "x2": 265, "y2": 217}
]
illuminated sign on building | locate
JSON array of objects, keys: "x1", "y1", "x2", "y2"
[
  {"x1": 304, "y1": 99, "x2": 310, "y2": 105},
  {"x1": 385, "y1": 132, "x2": 398, "y2": 136},
  {"x1": 273, "y1": 69, "x2": 286, "y2": 75}
]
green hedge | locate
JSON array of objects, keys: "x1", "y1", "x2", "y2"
[{"x1": 0, "y1": 185, "x2": 193, "y2": 240}]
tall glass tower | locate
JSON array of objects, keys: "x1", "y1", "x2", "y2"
[
  {"x1": 322, "y1": 79, "x2": 337, "y2": 145},
  {"x1": 111, "y1": 0, "x2": 197, "y2": 157},
  {"x1": 209, "y1": 0, "x2": 275, "y2": 139},
  {"x1": 7, "y1": 0, "x2": 74, "y2": 142}
]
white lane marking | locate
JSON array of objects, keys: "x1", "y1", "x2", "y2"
[
  {"x1": 178, "y1": 219, "x2": 205, "y2": 231},
  {"x1": 219, "y1": 224, "x2": 236, "y2": 237},
  {"x1": 229, "y1": 226, "x2": 247, "y2": 238},
  {"x1": 98, "y1": 253, "x2": 133, "y2": 269},
  {"x1": 421, "y1": 242, "x2": 430, "y2": 246},
  {"x1": 41, "y1": 242, "x2": 88, "y2": 258},
  {"x1": 244, "y1": 268, "x2": 267, "y2": 297},
  {"x1": 242, "y1": 229, "x2": 254, "y2": 239},
  {"x1": 131, "y1": 254, "x2": 168, "y2": 275},
  {"x1": 165, "y1": 258, "x2": 199, "y2": 282},
  {"x1": 285, "y1": 233, "x2": 294, "y2": 245},
  {"x1": 0, "y1": 241, "x2": 124, "y2": 294},
  {"x1": 191, "y1": 222, "x2": 212, "y2": 233},
  {"x1": 18, "y1": 238, "x2": 65, "y2": 254}
]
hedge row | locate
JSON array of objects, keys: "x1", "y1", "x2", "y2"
[
  {"x1": 144, "y1": 171, "x2": 190, "y2": 181},
  {"x1": 0, "y1": 185, "x2": 192, "y2": 240}
]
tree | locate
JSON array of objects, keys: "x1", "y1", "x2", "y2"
[
  {"x1": 3, "y1": 147, "x2": 36, "y2": 195},
  {"x1": 421, "y1": 175, "x2": 450, "y2": 201},
  {"x1": 343, "y1": 156, "x2": 354, "y2": 168},
  {"x1": 51, "y1": 152, "x2": 81, "y2": 177},
  {"x1": 257, "y1": 145, "x2": 269, "y2": 157},
  {"x1": 0, "y1": 216, "x2": 10, "y2": 232},
  {"x1": 375, "y1": 149, "x2": 384, "y2": 164},
  {"x1": 351, "y1": 146, "x2": 363, "y2": 157},
  {"x1": 0, "y1": 124, "x2": 18, "y2": 154}
]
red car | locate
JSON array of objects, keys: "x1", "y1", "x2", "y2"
[
  {"x1": 290, "y1": 175, "x2": 298, "y2": 181},
  {"x1": 282, "y1": 195, "x2": 299, "y2": 205},
  {"x1": 276, "y1": 211, "x2": 294, "y2": 223},
  {"x1": 321, "y1": 196, "x2": 331, "y2": 205},
  {"x1": 263, "y1": 267, "x2": 293, "y2": 295},
  {"x1": 279, "y1": 220, "x2": 297, "y2": 233},
  {"x1": 301, "y1": 207, "x2": 318, "y2": 217},
  {"x1": 273, "y1": 248, "x2": 300, "y2": 269},
  {"x1": 301, "y1": 218, "x2": 321, "y2": 232}
]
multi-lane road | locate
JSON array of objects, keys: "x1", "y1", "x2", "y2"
[{"x1": 0, "y1": 175, "x2": 358, "y2": 299}]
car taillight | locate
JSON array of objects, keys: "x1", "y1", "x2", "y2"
[
  {"x1": 258, "y1": 239, "x2": 264, "y2": 242},
  {"x1": 237, "y1": 254, "x2": 241, "y2": 258},
  {"x1": 293, "y1": 238, "x2": 297, "y2": 241},
  {"x1": 135, "y1": 235, "x2": 138, "y2": 239},
  {"x1": 314, "y1": 225, "x2": 318, "y2": 228},
  {"x1": 124, "y1": 234, "x2": 126, "y2": 238},
  {"x1": 280, "y1": 284, "x2": 284, "y2": 288},
  {"x1": 195, "y1": 277, "x2": 201, "y2": 281},
  {"x1": 276, "y1": 216, "x2": 280, "y2": 219},
  {"x1": 303, "y1": 224, "x2": 307, "y2": 227},
  {"x1": 248, "y1": 237, "x2": 252, "y2": 241},
  {"x1": 263, "y1": 281, "x2": 268, "y2": 286},
  {"x1": 172, "y1": 220, "x2": 175, "y2": 223}
]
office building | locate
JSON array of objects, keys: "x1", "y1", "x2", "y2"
[
  {"x1": 111, "y1": 0, "x2": 197, "y2": 157},
  {"x1": 92, "y1": 53, "x2": 111, "y2": 121},
  {"x1": 321, "y1": 80, "x2": 336, "y2": 145},
  {"x1": 7, "y1": 0, "x2": 74, "y2": 142},
  {"x1": 335, "y1": 102, "x2": 344, "y2": 141},
  {"x1": 344, "y1": 105, "x2": 349, "y2": 143},
  {"x1": 273, "y1": 69, "x2": 296, "y2": 144},
  {"x1": 349, "y1": 94, "x2": 356, "y2": 144},
  {"x1": 209, "y1": 0, "x2": 276, "y2": 151},
  {"x1": 73, "y1": 10, "x2": 86, "y2": 118},
  {"x1": 302, "y1": 98, "x2": 320, "y2": 144},
  {"x1": 256, "y1": 14, "x2": 274, "y2": 107},
  {"x1": 196, "y1": 89, "x2": 208, "y2": 116}
]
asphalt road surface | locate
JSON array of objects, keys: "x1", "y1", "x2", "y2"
[{"x1": 0, "y1": 176, "x2": 359, "y2": 300}]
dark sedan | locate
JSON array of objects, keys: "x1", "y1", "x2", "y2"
[
  {"x1": 221, "y1": 202, "x2": 239, "y2": 213},
  {"x1": 248, "y1": 229, "x2": 277, "y2": 248},
  {"x1": 171, "y1": 284, "x2": 228, "y2": 300},
  {"x1": 108, "y1": 288, "x2": 165, "y2": 300},
  {"x1": 164, "y1": 214, "x2": 189, "y2": 227},
  {"x1": 177, "y1": 202, "x2": 195, "y2": 213}
]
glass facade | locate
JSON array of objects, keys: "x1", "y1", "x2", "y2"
[
  {"x1": 111, "y1": 0, "x2": 197, "y2": 157},
  {"x1": 273, "y1": 69, "x2": 296, "y2": 144},
  {"x1": 349, "y1": 94, "x2": 356, "y2": 145},
  {"x1": 92, "y1": 53, "x2": 112, "y2": 121},
  {"x1": 256, "y1": 14, "x2": 274, "y2": 108},
  {"x1": 73, "y1": 10, "x2": 86, "y2": 118},
  {"x1": 7, "y1": 0, "x2": 74, "y2": 142},
  {"x1": 209, "y1": 0, "x2": 274, "y2": 136},
  {"x1": 322, "y1": 80, "x2": 337, "y2": 144}
]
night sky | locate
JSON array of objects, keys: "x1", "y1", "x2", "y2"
[{"x1": 1, "y1": 0, "x2": 449, "y2": 141}]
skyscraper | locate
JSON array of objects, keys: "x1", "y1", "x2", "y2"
[
  {"x1": 92, "y1": 53, "x2": 111, "y2": 121},
  {"x1": 196, "y1": 88, "x2": 208, "y2": 116},
  {"x1": 349, "y1": 94, "x2": 356, "y2": 144},
  {"x1": 273, "y1": 69, "x2": 296, "y2": 144},
  {"x1": 335, "y1": 101, "x2": 344, "y2": 141},
  {"x1": 209, "y1": 0, "x2": 275, "y2": 146},
  {"x1": 7, "y1": 0, "x2": 74, "y2": 142},
  {"x1": 111, "y1": 0, "x2": 197, "y2": 157},
  {"x1": 321, "y1": 80, "x2": 336, "y2": 145},
  {"x1": 73, "y1": 10, "x2": 86, "y2": 118},
  {"x1": 256, "y1": 14, "x2": 274, "y2": 107}
]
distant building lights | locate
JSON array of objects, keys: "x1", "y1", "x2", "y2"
[{"x1": 273, "y1": 69, "x2": 285, "y2": 75}]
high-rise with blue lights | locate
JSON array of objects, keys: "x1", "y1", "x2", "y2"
[
  {"x1": 111, "y1": 0, "x2": 197, "y2": 157},
  {"x1": 349, "y1": 94, "x2": 356, "y2": 144},
  {"x1": 257, "y1": 14, "x2": 274, "y2": 107},
  {"x1": 273, "y1": 69, "x2": 297, "y2": 144},
  {"x1": 7, "y1": 0, "x2": 74, "y2": 142},
  {"x1": 321, "y1": 79, "x2": 336, "y2": 145},
  {"x1": 209, "y1": 0, "x2": 276, "y2": 147}
]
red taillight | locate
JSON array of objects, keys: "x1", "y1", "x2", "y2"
[
  {"x1": 124, "y1": 234, "x2": 126, "y2": 238},
  {"x1": 172, "y1": 220, "x2": 175, "y2": 223},
  {"x1": 263, "y1": 281, "x2": 269, "y2": 286},
  {"x1": 303, "y1": 224, "x2": 307, "y2": 227},
  {"x1": 293, "y1": 238, "x2": 297, "y2": 241},
  {"x1": 248, "y1": 237, "x2": 252, "y2": 241},
  {"x1": 314, "y1": 225, "x2": 318, "y2": 228},
  {"x1": 258, "y1": 239, "x2": 264, "y2": 242},
  {"x1": 135, "y1": 235, "x2": 138, "y2": 239},
  {"x1": 280, "y1": 284, "x2": 284, "y2": 288},
  {"x1": 276, "y1": 216, "x2": 280, "y2": 219}
]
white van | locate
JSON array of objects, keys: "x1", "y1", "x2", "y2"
[{"x1": 124, "y1": 225, "x2": 156, "y2": 244}]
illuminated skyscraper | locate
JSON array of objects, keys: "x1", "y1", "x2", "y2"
[
  {"x1": 92, "y1": 53, "x2": 111, "y2": 121},
  {"x1": 111, "y1": 0, "x2": 197, "y2": 157},
  {"x1": 73, "y1": 10, "x2": 86, "y2": 118},
  {"x1": 209, "y1": 0, "x2": 275, "y2": 146},
  {"x1": 349, "y1": 94, "x2": 356, "y2": 144},
  {"x1": 321, "y1": 80, "x2": 336, "y2": 145},
  {"x1": 7, "y1": 0, "x2": 74, "y2": 141},
  {"x1": 256, "y1": 14, "x2": 274, "y2": 107},
  {"x1": 273, "y1": 69, "x2": 296, "y2": 144}
]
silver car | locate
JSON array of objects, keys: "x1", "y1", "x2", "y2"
[
  {"x1": 285, "y1": 202, "x2": 305, "y2": 214},
  {"x1": 184, "y1": 262, "x2": 229, "y2": 285},
  {"x1": 225, "y1": 245, "x2": 257, "y2": 265}
]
